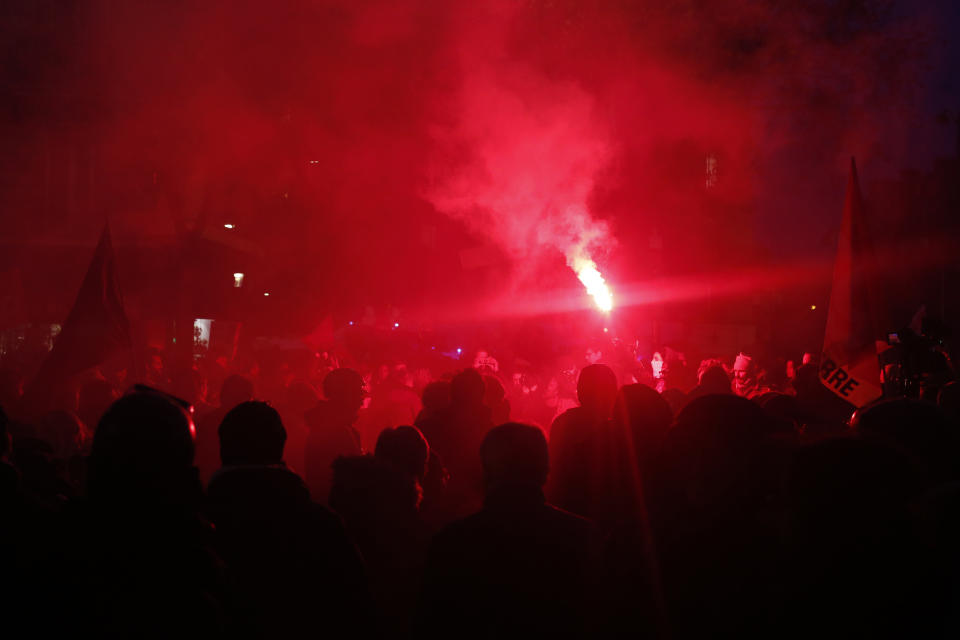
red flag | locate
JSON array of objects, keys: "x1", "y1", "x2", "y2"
[
  {"x1": 24, "y1": 225, "x2": 132, "y2": 409},
  {"x1": 819, "y1": 158, "x2": 883, "y2": 407}
]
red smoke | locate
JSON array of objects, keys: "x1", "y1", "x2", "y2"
[
  {"x1": 424, "y1": 1, "x2": 614, "y2": 293},
  {"x1": 0, "y1": 0, "x2": 934, "y2": 329}
]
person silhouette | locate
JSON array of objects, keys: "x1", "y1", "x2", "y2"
[
  {"x1": 195, "y1": 374, "x2": 254, "y2": 486},
  {"x1": 415, "y1": 368, "x2": 493, "y2": 523},
  {"x1": 304, "y1": 368, "x2": 365, "y2": 503},
  {"x1": 656, "y1": 394, "x2": 788, "y2": 638},
  {"x1": 330, "y1": 425, "x2": 432, "y2": 635},
  {"x1": 780, "y1": 437, "x2": 942, "y2": 638},
  {"x1": 418, "y1": 422, "x2": 600, "y2": 639},
  {"x1": 852, "y1": 397, "x2": 960, "y2": 484},
  {"x1": 207, "y1": 401, "x2": 374, "y2": 638},
  {"x1": 547, "y1": 363, "x2": 618, "y2": 517},
  {"x1": 75, "y1": 388, "x2": 229, "y2": 635}
]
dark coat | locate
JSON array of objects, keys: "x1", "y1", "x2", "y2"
[
  {"x1": 418, "y1": 486, "x2": 600, "y2": 639},
  {"x1": 206, "y1": 465, "x2": 374, "y2": 638}
]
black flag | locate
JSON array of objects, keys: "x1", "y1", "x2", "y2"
[{"x1": 23, "y1": 225, "x2": 131, "y2": 412}]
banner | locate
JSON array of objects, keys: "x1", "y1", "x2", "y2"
[{"x1": 820, "y1": 158, "x2": 883, "y2": 407}]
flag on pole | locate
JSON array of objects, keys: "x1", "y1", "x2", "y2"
[
  {"x1": 22, "y1": 224, "x2": 132, "y2": 412},
  {"x1": 819, "y1": 158, "x2": 884, "y2": 407}
]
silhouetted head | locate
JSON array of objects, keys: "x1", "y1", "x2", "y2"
[
  {"x1": 787, "y1": 436, "x2": 919, "y2": 509},
  {"x1": 853, "y1": 397, "x2": 949, "y2": 435},
  {"x1": 852, "y1": 397, "x2": 958, "y2": 483},
  {"x1": 674, "y1": 393, "x2": 776, "y2": 444},
  {"x1": 480, "y1": 422, "x2": 549, "y2": 491},
  {"x1": 785, "y1": 437, "x2": 921, "y2": 545},
  {"x1": 89, "y1": 389, "x2": 197, "y2": 505},
  {"x1": 375, "y1": 425, "x2": 429, "y2": 481},
  {"x1": 322, "y1": 368, "x2": 366, "y2": 411},
  {"x1": 219, "y1": 374, "x2": 254, "y2": 409},
  {"x1": 667, "y1": 394, "x2": 782, "y2": 512},
  {"x1": 219, "y1": 401, "x2": 286, "y2": 466},
  {"x1": 576, "y1": 364, "x2": 618, "y2": 417},
  {"x1": 451, "y1": 368, "x2": 486, "y2": 407},
  {"x1": 698, "y1": 364, "x2": 732, "y2": 395},
  {"x1": 421, "y1": 380, "x2": 452, "y2": 412},
  {"x1": 792, "y1": 362, "x2": 820, "y2": 396},
  {"x1": 756, "y1": 392, "x2": 802, "y2": 433},
  {"x1": 613, "y1": 383, "x2": 673, "y2": 451},
  {"x1": 697, "y1": 358, "x2": 724, "y2": 381}
]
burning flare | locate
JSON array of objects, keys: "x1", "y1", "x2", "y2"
[{"x1": 572, "y1": 258, "x2": 613, "y2": 313}]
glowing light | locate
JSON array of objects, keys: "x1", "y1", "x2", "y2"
[
  {"x1": 393, "y1": 322, "x2": 400, "y2": 328},
  {"x1": 263, "y1": 292, "x2": 270, "y2": 297},
  {"x1": 456, "y1": 347, "x2": 463, "y2": 354},
  {"x1": 348, "y1": 321, "x2": 354, "y2": 326},
  {"x1": 573, "y1": 259, "x2": 613, "y2": 312},
  {"x1": 810, "y1": 304, "x2": 817, "y2": 310},
  {"x1": 603, "y1": 327, "x2": 609, "y2": 333},
  {"x1": 309, "y1": 160, "x2": 319, "y2": 164},
  {"x1": 233, "y1": 272, "x2": 244, "y2": 288},
  {"x1": 224, "y1": 223, "x2": 235, "y2": 229}
]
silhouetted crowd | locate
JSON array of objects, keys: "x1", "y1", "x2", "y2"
[{"x1": 2, "y1": 346, "x2": 960, "y2": 638}]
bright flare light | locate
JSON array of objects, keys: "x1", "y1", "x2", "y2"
[{"x1": 574, "y1": 259, "x2": 613, "y2": 313}]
